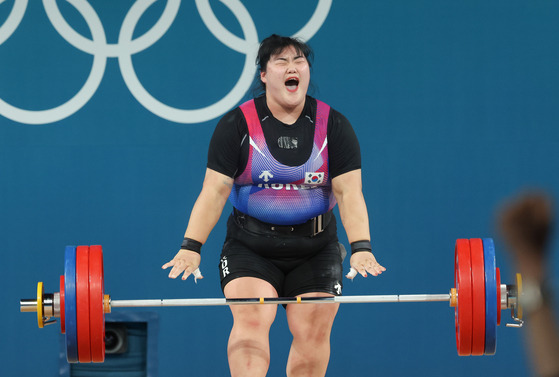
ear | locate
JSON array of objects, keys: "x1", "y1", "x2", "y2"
[{"x1": 260, "y1": 71, "x2": 267, "y2": 84}]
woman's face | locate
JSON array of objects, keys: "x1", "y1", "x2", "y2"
[{"x1": 260, "y1": 45, "x2": 310, "y2": 111}]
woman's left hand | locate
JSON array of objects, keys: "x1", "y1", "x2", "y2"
[{"x1": 346, "y1": 251, "x2": 386, "y2": 279}]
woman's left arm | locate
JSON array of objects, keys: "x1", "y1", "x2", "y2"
[{"x1": 332, "y1": 169, "x2": 386, "y2": 278}]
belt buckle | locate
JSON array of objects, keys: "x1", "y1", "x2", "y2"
[{"x1": 311, "y1": 214, "x2": 324, "y2": 236}]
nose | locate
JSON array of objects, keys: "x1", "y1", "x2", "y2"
[
  {"x1": 287, "y1": 64, "x2": 297, "y2": 73},
  {"x1": 286, "y1": 59, "x2": 298, "y2": 73}
]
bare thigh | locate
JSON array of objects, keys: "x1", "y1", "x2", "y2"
[
  {"x1": 224, "y1": 277, "x2": 279, "y2": 322},
  {"x1": 286, "y1": 292, "x2": 339, "y2": 338}
]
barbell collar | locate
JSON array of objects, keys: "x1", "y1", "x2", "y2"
[{"x1": 20, "y1": 293, "x2": 60, "y2": 316}]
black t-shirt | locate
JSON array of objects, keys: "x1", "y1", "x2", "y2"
[{"x1": 207, "y1": 95, "x2": 361, "y2": 179}]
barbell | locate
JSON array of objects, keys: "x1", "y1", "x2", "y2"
[{"x1": 20, "y1": 238, "x2": 523, "y2": 363}]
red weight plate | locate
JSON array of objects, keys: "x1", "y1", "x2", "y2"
[
  {"x1": 455, "y1": 239, "x2": 473, "y2": 356},
  {"x1": 76, "y1": 246, "x2": 92, "y2": 363},
  {"x1": 60, "y1": 275, "x2": 65, "y2": 334},
  {"x1": 496, "y1": 267, "x2": 501, "y2": 326},
  {"x1": 89, "y1": 245, "x2": 105, "y2": 362},
  {"x1": 469, "y1": 239, "x2": 486, "y2": 356}
]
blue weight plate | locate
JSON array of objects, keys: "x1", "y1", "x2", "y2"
[
  {"x1": 64, "y1": 245, "x2": 79, "y2": 363},
  {"x1": 483, "y1": 238, "x2": 497, "y2": 355}
]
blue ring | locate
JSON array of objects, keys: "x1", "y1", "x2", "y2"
[
  {"x1": 64, "y1": 246, "x2": 79, "y2": 363},
  {"x1": 483, "y1": 238, "x2": 497, "y2": 355}
]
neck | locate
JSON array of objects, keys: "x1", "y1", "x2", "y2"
[{"x1": 265, "y1": 95, "x2": 305, "y2": 125}]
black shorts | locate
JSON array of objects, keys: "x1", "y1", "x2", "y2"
[{"x1": 218, "y1": 213, "x2": 346, "y2": 297}]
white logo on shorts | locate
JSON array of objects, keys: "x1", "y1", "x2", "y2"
[
  {"x1": 334, "y1": 282, "x2": 342, "y2": 295},
  {"x1": 221, "y1": 256, "x2": 230, "y2": 277}
]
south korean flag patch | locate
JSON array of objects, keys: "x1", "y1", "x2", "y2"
[{"x1": 304, "y1": 172, "x2": 324, "y2": 185}]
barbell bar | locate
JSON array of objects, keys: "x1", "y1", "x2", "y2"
[
  {"x1": 20, "y1": 238, "x2": 524, "y2": 363},
  {"x1": 110, "y1": 294, "x2": 452, "y2": 308}
]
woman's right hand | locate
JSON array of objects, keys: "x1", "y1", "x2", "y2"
[{"x1": 162, "y1": 249, "x2": 203, "y2": 281}]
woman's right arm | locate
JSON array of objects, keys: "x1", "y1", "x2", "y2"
[{"x1": 162, "y1": 168, "x2": 233, "y2": 280}]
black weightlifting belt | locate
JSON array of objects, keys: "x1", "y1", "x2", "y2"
[{"x1": 233, "y1": 208, "x2": 332, "y2": 237}]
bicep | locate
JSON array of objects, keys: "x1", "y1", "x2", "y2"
[{"x1": 201, "y1": 168, "x2": 234, "y2": 201}]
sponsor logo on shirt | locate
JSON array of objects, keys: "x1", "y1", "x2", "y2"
[
  {"x1": 258, "y1": 170, "x2": 273, "y2": 182},
  {"x1": 277, "y1": 136, "x2": 298, "y2": 149},
  {"x1": 257, "y1": 183, "x2": 317, "y2": 190}
]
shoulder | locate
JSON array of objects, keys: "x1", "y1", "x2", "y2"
[
  {"x1": 215, "y1": 106, "x2": 247, "y2": 135},
  {"x1": 219, "y1": 105, "x2": 245, "y2": 124},
  {"x1": 324, "y1": 105, "x2": 353, "y2": 139},
  {"x1": 325, "y1": 105, "x2": 359, "y2": 155},
  {"x1": 208, "y1": 106, "x2": 247, "y2": 178},
  {"x1": 210, "y1": 105, "x2": 247, "y2": 150}
]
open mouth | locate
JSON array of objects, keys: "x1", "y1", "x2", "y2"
[{"x1": 285, "y1": 77, "x2": 299, "y2": 92}]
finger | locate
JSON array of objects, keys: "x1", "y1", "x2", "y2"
[
  {"x1": 169, "y1": 261, "x2": 186, "y2": 279},
  {"x1": 346, "y1": 267, "x2": 358, "y2": 280},
  {"x1": 192, "y1": 268, "x2": 203, "y2": 279},
  {"x1": 169, "y1": 267, "x2": 183, "y2": 279},
  {"x1": 161, "y1": 260, "x2": 175, "y2": 270},
  {"x1": 356, "y1": 264, "x2": 368, "y2": 278},
  {"x1": 181, "y1": 263, "x2": 201, "y2": 280},
  {"x1": 367, "y1": 263, "x2": 380, "y2": 276},
  {"x1": 181, "y1": 267, "x2": 194, "y2": 281},
  {"x1": 367, "y1": 263, "x2": 386, "y2": 276},
  {"x1": 192, "y1": 268, "x2": 203, "y2": 283}
]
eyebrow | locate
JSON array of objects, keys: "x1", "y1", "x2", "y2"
[{"x1": 274, "y1": 55, "x2": 305, "y2": 61}]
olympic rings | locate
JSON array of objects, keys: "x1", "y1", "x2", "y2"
[{"x1": 0, "y1": 0, "x2": 332, "y2": 125}]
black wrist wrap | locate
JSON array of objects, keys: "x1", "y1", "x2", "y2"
[
  {"x1": 180, "y1": 238, "x2": 202, "y2": 254},
  {"x1": 350, "y1": 240, "x2": 372, "y2": 254}
]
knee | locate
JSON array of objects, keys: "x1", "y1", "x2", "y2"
[
  {"x1": 228, "y1": 309, "x2": 275, "y2": 363},
  {"x1": 291, "y1": 321, "x2": 330, "y2": 344},
  {"x1": 233, "y1": 316, "x2": 271, "y2": 334},
  {"x1": 289, "y1": 306, "x2": 338, "y2": 344},
  {"x1": 231, "y1": 306, "x2": 276, "y2": 334}
]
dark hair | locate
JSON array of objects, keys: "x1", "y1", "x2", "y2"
[
  {"x1": 257, "y1": 34, "x2": 314, "y2": 72},
  {"x1": 251, "y1": 34, "x2": 314, "y2": 96}
]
